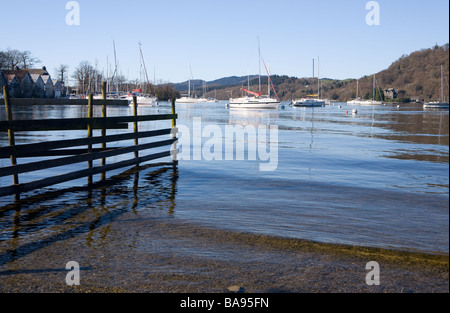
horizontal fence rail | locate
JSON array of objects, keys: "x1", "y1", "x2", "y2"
[
  {"x1": 0, "y1": 114, "x2": 178, "y2": 132},
  {"x1": 1, "y1": 85, "x2": 178, "y2": 199}
]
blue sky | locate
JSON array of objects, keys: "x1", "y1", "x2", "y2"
[{"x1": 2, "y1": 0, "x2": 449, "y2": 84}]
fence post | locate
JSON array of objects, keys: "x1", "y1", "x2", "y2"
[
  {"x1": 170, "y1": 98, "x2": 178, "y2": 163},
  {"x1": 101, "y1": 82, "x2": 107, "y2": 181},
  {"x1": 133, "y1": 96, "x2": 139, "y2": 162},
  {"x1": 3, "y1": 86, "x2": 19, "y2": 200},
  {"x1": 87, "y1": 93, "x2": 94, "y2": 185}
]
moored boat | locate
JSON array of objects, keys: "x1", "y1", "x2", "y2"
[
  {"x1": 229, "y1": 95, "x2": 280, "y2": 109},
  {"x1": 229, "y1": 37, "x2": 279, "y2": 109},
  {"x1": 424, "y1": 66, "x2": 448, "y2": 109},
  {"x1": 292, "y1": 98, "x2": 325, "y2": 107}
]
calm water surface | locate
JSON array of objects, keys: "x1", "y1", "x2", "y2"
[{"x1": 0, "y1": 102, "x2": 448, "y2": 254}]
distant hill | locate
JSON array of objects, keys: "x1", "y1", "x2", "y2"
[
  {"x1": 173, "y1": 43, "x2": 449, "y2": 102},
  {"x1": 173, "y1": 75, "x2": 259, "y2": 95},
  {"x1": 324, "y1": 43, "x2": 449, "y2": 102}
]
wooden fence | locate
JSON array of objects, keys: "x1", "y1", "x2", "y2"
[{"x1": 0, "y1": 84, "x2": 178, "y2": 200}]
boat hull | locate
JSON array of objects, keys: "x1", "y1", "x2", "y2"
[
  {"x1": 229, "y1": 98, "x2": 279, "y2": 109},
  {"x1": 176, "y1": 97, "x2": 203, "y2": 104},
  {"x1": 127, "y1": 96, "x2": 156, "y2": 107},
  {"x1": 423, "y1": 102, "x2": 449, "y2": 109},
  {"x1": 292, "y1": 99, "x2": 325, "y2": 107},
  {"x1": 347, "y1": 100, "x2": 383, "y2": 105},
  {"x1": 293, "y1": 102, "x2": 325, "y2": 107}
]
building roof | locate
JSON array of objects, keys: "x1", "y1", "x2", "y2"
[
  {"x1": 41, "y1": 75, "x2": 52, "y2": 84},
  {"x1": 3, "y1": 70, "x2": 32, "y2": 82},
  {"x1": 30, "y1": 73, "x2": 44, "y2": 83},
  {"x1": 5, "y1": 74, "x2": 20, "y2": 84},
  {"x1": 26, "y1": 67, "x2": 49, "y2": 76}
]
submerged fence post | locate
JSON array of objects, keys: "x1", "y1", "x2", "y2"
[
  {"x1": 87, "y1": 93, "x2": 94, "y2": 185},
  {"x1": 3, "y1": 86, "x2": 19, "y2": 200},
  {"x1": 101, "y1": 82, "x2": 107, "y2": 181},
  {"x1": 170, "y1": 98, "x2": 178, "y2": 163},
  {"x1": 133, "y1": 96, "x2": 139, "y2": 162}
]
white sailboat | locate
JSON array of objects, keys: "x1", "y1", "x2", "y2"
[
  {"x1": 348, "y1": 74, "x2": 383, "y2": 105},
  {"x1": 177, "y1": 63, "x2": 206, "y2": 104},
  {"x1": 128, "y1": 43, "x2": 157, "y2": 107},
  {"x1": 424, "y1": 65, "x2": 449, "y2": 109},
  {"x1": 347, "y1": 80, "x2": 364, "y2": 104},
  {"x1": 293, "y1": 58, "x2": 325, "y2": 107},
  {"x1": 229, "y1": 37, "x2": 280, "y2": 109}
]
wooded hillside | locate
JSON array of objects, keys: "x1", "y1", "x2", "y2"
[{"x1": 185, "y1": 43, "x2": 449, "y2": 102}]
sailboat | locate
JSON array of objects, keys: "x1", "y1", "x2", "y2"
[
  {"x1": 347, "y1": 80, "x2": 364, "y2": 104},
  {"x1": 349, "y1": 74, "x2": 383, "y2": 105},
  {"x1": 293, "y1": 58, "x2": 325, "y2": 107},
  {"x1": 362, "y1": 74, "x2": 383, "y2": 105},
  {"x1": 128, "y1": 43, "x2": 157, "y2": 107},
  {"x1": 229, "y1": 37, "x2": 280, "y2": 109},
  {"x1": 177, "y1": 63, "x2": 206, "y2": 104},
  {"x1": 424, "y1": 65, "x2": 449, "y2": 109}
]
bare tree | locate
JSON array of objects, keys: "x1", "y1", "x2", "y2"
[
  {"x1": 72, "y1": 61, "x2": 93, "y2": 94},
  {"x1": 0, "y1": 49, "x2": 40, "y2": 70},
  {"x1": 55, "y1": 64, "x2": 69, "y2": 83},
  {"x1": 0, "y1": 51, "x2": 8, "y2": 70},
  {"x1": 72, "y1": 61, "x2": 104, "y2": 94},
  {"x1": 0, "y1": 49, "x2": 21, "y2": 70},
  {"x1": 19, "y1": 50, "x2": 41, "y2": 69}
]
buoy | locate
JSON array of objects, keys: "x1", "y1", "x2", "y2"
[{"x1": 346, "y1": 111, "x2": 348, "y2": 114}]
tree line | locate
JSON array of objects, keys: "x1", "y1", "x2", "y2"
[
  {"x1": 1, "y1": 48, "x2": 179, "y2": 100},
  {"x1": 70, "y1": 60, "x2": 179, "y2": 100},
  {"x1": 0, "y1": 48, "x2": 41, "y2": 70}
]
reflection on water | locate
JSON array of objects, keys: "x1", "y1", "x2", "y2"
[
  {"x1": 0, "y1": 163, "x2": 178, "y2": 265},
  {"x1": 0, "y1": 102, "x2": 449, "y2": 254}
]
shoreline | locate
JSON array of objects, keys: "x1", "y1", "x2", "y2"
[
  {"x1": 0, "y1": 213, "x2": 448, "y2": 293},
  {"x1": 0, "y1": 163, "x2": 447, "y2": 294}
]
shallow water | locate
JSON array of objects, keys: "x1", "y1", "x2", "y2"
[{"x1": 0, "y1": 102, "x2": 448, "y2": 255}]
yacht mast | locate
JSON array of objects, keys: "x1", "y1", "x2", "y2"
[
  {"x1": 356, "y1": 80, "x2": 359, "y2": 99},
  {"x1": 188, "y1": 63, "x2": 191, "y2": 98},
  {"x1": 441, "y1": 65, "x2": 444, "y2": 102},
  {"x1": 373, "y1": 74, "x2": 376, "y2": 100},
  {"x1": 317, "y1": 56, "x2": 320, "y2": 100},
  {"x1": 258, "y1": 36, "x2": 261, "y2": 95},
  {"x1": 312, "y1": 59, "x2": 315, "y2": 98}
]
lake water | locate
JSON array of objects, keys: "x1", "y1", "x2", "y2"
[{"x1": 0, "y1": 101, "x2": 448, "y2": 255}]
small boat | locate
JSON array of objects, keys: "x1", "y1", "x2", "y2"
[
  {"x1": 177, "y1": 96, "x2": 202, "y2": 104},
  {"x1": 347, "y1": 80, "x2": 363, "y2": 105},
  {"x1": 128, "y1": 43, "x2": 157, "y2": 107},
  {"x1": 229, "y1": 95, "x2": 280, "y2": 109},
  {"x1": 348, "y1": 75, "x2": 383, "y2": 105},
  {"x1": 423, "y1": 101, "x2": 449, "y2": 109},
  {"x1": 229, "y1": 37, "x2": 279, "y2": 109},
  {"x1": 358, "y1": 99, "x2": 383, "y2": 105},
  {"x1": 347, "y1": 98, "x2": 364, "y2": 105},
  {"x1": 424, "y1": 65, "x2": 448, "y2": 109},
  {"x1": 293, "y1": 58, "x2": 325, "y2": 108},
  {"x1": 292, "y1": 98, "x2": 325, "y2": 107},
  {"x1": 177, "y1": 63, "x2": 208, "y2": 104},
  {"x1": 127, "y1": 93, "x2": 157, "y2": 106}
]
